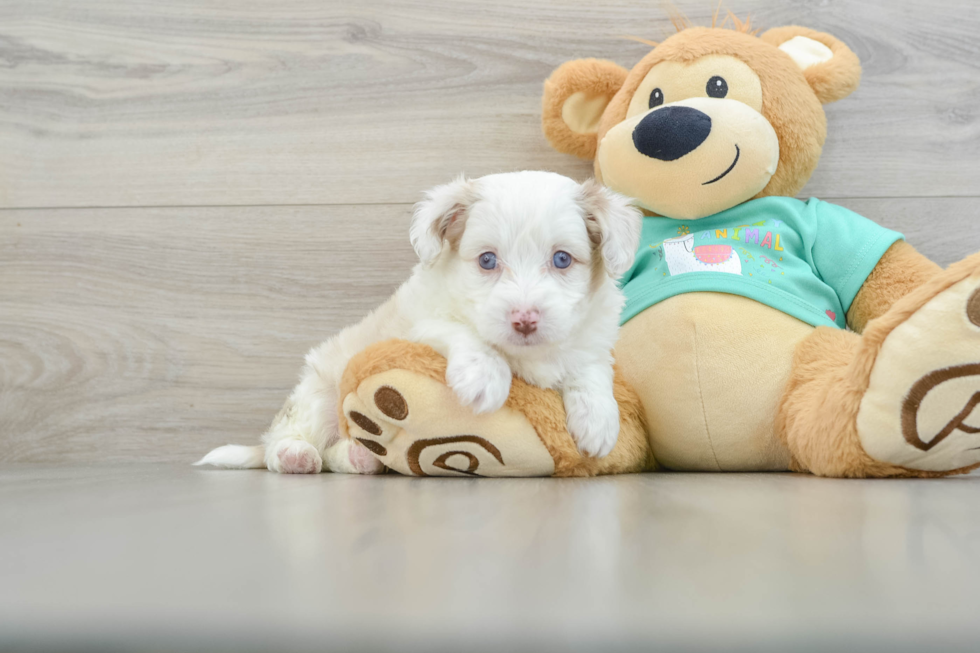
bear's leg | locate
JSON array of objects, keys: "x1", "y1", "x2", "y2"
[
  {"x1": 775, "y1": 326, "x2": 900, "y2": 477},
  {"x1": 338, "y1": 340, "x2": 653, "y2": 477},
  {"x1": 778, "y1": 253, "x2": 980, "y2": 478}
]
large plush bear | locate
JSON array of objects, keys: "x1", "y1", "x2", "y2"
[{"x1": 341, "y1": 18, "x2": 980, "y2": 478}]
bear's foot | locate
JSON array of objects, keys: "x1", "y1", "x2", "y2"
[
  {"x1": 342, "y1": 366, "x2": 556, "y2": 477},
  {"x1": 857, "y1": 253, "x2": 980, "y2": 473},
  {"x1": 337, "y1": 340, "x2": 655, "y2": 477}
]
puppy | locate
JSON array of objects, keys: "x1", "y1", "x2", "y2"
[{"x1": 197, "y1": 171, "x2": 641, "y2": 474}]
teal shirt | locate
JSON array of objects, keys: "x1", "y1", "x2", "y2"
[{"x1": 621, "y1": 197, "x2": 903, "y2": 329}]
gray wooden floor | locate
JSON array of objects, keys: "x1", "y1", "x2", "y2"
[
  {"x1": 4, "y1": 464, "x2": 980, "y2": 653},
  {"x1": 2, "y1": 1, "x2": 980, "y2": 651}
]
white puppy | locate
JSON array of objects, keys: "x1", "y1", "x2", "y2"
[{"x1": 197, "y1": 171, "x2": 641, "y2": 474}]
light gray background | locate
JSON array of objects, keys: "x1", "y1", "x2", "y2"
[{"x1": 2, "y1": 0, "x2": 979, "y2": 463}]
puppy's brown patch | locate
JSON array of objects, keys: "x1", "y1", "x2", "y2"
[
  {"x1": 589, "y1": 238, "x2": 607, "y2": 294},
  {"x1": 430, "y1": 177, "x2": 479, "y2": 253},
  {"x1": 581, "y1": 180, "x2": 611, "y2": 293},
  {"x1": 437, "y1": 204, "x2": 469, "y2": 251}
]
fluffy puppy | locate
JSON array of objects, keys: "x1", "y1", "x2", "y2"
[{"x1": 197, "y1": 171, "x2": 641, "y2": 474}]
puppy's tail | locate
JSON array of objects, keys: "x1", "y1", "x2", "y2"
[{"x1": 194, "y1": 444, "x2": 266, "y2": 469}]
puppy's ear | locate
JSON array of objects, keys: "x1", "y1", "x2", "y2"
[
  {"x1": 578, "y1": 179, "x2": 642, "y2": 277},
  {"x1": 760, "y1": 26, "x2": 861, "y2": 104},
  {"x1": 410, "y1": 176, "x2": 478, "y2": 264},
  {"x1": 542, "y1": 59, "x2": 629, "y2": 160}
]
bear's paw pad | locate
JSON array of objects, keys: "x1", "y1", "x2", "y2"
[
  {"x1": 342, "y1": 368, "x2": 556, "y2": 477},
  {"x1": 858, "y1": 271, "x2": 980, "y2": 472}
]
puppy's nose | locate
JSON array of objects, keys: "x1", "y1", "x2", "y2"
[
  {"x1": 510, "y1": 309, "x2": 539, "y2": 336},
  {"x1": 632, "y1": 105, "x2": 712, "y2": 161}
]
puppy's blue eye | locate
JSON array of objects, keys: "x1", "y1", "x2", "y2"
[
  {"x1": 553, "y1": 251, "x2": 572, "y2": 269},
  {"x1": 478, "y1": 252, "x2": 497, "y2": 270}
]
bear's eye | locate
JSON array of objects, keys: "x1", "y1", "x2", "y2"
[
  {"x1": 707, "y1": 76, "x2": 728, "y2": 98},
  {"x1": 648, "y1": 88, "x2": 664, "y2": 109}
]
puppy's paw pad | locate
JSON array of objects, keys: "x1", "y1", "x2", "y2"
[
  {"x1": 275, "y1": 440, "x2": 322, "y2": 474},
  {"x1": 446, "y1": 350, "x2": 512, "y2": 415},
  {"x1": 564, "y1": 393, "x2": 620, "y2": 458},
  {"x1": 348, "y1": 440, "x2": 386, "y2": 474}
]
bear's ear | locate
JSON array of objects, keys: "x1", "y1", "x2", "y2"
[
  {"x1": 760, "y1": 26, "x2": 862, "y2": 104},
  {"x1": 542, "y1": 59, "x2": 629, "y2": 160}
]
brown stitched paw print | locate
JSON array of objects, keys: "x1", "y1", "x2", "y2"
[
  {"x1": 858, "y1": 269, "x2": 980, "y2": 472},
  {"x1": 342, "y1": 368, "x2": 556, "y2": 477}
]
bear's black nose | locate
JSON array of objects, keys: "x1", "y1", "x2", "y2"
[{"x1": 632, "y1": 106, "x2": 712, "y2": 161}]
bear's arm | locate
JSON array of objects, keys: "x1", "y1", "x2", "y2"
[{"x1": 846, "y1": 241, "x2": 942, "y2": 333}]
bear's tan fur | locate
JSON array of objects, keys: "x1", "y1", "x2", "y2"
[{"x1": 339, "y1": 16, "x2": 980, "y2": 478}]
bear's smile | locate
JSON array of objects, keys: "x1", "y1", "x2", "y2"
[{"x1": 703, "y1": 144, "x2": 741, "y2": 185}]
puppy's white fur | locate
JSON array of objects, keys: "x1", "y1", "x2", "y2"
[{"x1": 196, "y1": 171, "x2": 641, "y2": 473}]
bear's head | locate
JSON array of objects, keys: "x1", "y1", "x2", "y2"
[{"x1": 542, "y1": 20, "x2": 862, "y2": 220}]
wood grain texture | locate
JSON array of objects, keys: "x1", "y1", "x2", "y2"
[
  {"x1": 1, "y1": 0, "x2": 979, "y2": 208},
  {"x1": 2, "y1": 0, "x2": 979, "y2": 464},
  {"x1": 837, "y1": 197, "x2": 980, "y2": 266},
  {"x1": 0, "y1": 205, "x2": 416, "y2": 463},
  {"x1": 2, "y1": 199, "x2": 978, "y2": 463}
]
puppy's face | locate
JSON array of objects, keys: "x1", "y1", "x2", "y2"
[
  {"x1": 411, "y1": 171, "x2": 641, "y2": 351},
  {"x1": 454, "y1": 176, "x2": 595, "y2": 349}
]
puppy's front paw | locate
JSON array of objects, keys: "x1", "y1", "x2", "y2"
[
  {"x1": 345, "y1": 439, "x2": 386, "y2": 475},
  {"x1": 272, "y1": 439, "x2": 323, "y2": 474},
  {"x1": 446, "y1": 349, "x2": 513, "y2": 414},
  {"x1": 321, "y1": 438, "x2": 386, "y2": 475},
  {"x1": 564, "y1": 390, "x2": 620, "y2": 458}
]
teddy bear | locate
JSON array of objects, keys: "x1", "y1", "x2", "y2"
[{"x1": 340, "y1": 17, "x2": 980, "y2": 478}]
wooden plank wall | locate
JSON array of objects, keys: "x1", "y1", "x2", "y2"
[{"x1": 2, "y1": 0, "x2": 979, "y2": 463}]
